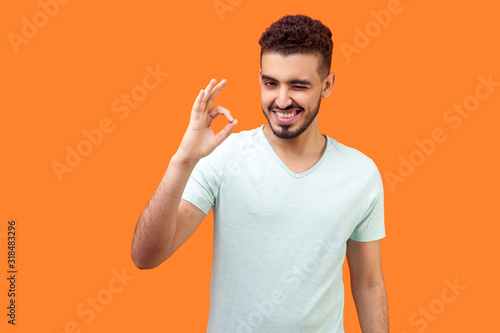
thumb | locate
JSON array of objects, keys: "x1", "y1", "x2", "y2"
[{"x1": 214, "y1": 119, "x2": 238, "y2": 145}]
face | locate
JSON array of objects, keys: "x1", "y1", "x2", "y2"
[{"x1": 259, "y1": 52, "x2": 334, "y2": 140}]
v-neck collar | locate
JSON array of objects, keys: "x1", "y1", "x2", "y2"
[{"x1": 258, "y1": 125, "x2": 331, "y2": 179}]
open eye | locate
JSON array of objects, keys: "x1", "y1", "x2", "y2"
[{"x1": 264, "y1": 81, "x2": 277, "y2": 87}]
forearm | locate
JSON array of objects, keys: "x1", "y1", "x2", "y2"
[
  {"x1": 351, "y1": 279, "x2": 389, "y2": 333},
  {"x1": 131, "y1": 78, "x2": 235, "y2": 269},
  {"x1": 131, "y1": 153, "x2": 198, "y2": 269}
]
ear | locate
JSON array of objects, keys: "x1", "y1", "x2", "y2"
[
  {"x1": 259, "y1": 69, "x2": 262, "y2": 85},
  {"x1": 321, "y1": 73, "x2": 335, "y2": 98}
]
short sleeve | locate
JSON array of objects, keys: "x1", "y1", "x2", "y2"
[
  {"x1": 181, "y1": 142, "x2": 225, "y2": 215},
  {"x1": 349, "y1": 162, "x2": 386, "y2": 242}
]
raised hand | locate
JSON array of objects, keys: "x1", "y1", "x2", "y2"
[{"x1": 177, "y1": 79, "x2": 238, "y2": 162}]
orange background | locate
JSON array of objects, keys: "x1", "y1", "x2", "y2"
[{"x1": 1, "y1": 0, "x2": 499, "y2": 332}]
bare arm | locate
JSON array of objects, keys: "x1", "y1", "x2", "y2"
[
  {"x1": 346, "y1": 239, "x2": 389, "y2": 332},
  {"x1": 131, "y1": 79, "x2": 237, "y2": 269},
  {"x1": 131, "y1": 156, "x2": 201, "y2": 269}
]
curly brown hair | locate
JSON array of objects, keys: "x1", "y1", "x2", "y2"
[{"x1": 258, "y1": 15, "x2": 333, "y2": 79}]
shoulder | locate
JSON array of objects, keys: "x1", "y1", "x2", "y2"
[
  {"x1": 325, "y1": 136, "x2": 379, "y2": 177},
  {"x1": 219, "y1": 126, "x2": 267, "y2": 151},
  {"x1": 227, "y1": 126, "x2": 264, "y2": 142}
]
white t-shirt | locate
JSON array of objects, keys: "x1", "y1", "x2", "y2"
[{"x1": 181, "y1": 125, "x2": 386, "y2": 333}]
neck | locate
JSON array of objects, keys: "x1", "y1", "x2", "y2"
[{"x1": 263, "y1": 121, "x2": 326, "y2": 158}]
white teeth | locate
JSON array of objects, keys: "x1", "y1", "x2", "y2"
[{"x1": 276, "y1": 111, "x2": 297, "y2": 118}]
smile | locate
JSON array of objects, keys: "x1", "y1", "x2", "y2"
[{"x1": 271, "y1": 109, "x2": 302, "y2": 124}]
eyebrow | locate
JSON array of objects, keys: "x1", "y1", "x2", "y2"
[{"x1": 261, "y1": 74, "x2": 312, "y2": 86}]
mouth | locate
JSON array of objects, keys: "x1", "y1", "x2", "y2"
[{"x1": 271, "y1": 109, "x2": 302, "y2": 124}]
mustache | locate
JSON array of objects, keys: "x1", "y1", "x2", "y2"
[{"x1": 269, "y1": 104, "x2": 303, "y2": 111}]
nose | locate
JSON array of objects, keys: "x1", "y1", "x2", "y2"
[{"x1": 275, "y1": 87, "x2": 292, "y2": 109}]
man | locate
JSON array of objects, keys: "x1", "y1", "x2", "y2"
[{"x1": 131, "y1": 14, "x2": 389, "y2": 332}]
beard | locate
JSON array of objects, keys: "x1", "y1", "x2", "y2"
[{"x1": 262, "y1": 94, "x2": 322, "y2": 140}]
